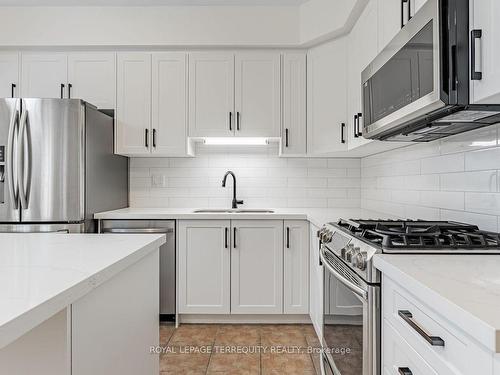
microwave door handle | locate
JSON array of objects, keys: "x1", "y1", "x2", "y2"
[
  {"x1": 471, "y1": 29, "x2": 483, "y2": 80},
  {"x1": 6, "y1": 103, "x2": 19, "y2": 209},
  {"x1": 320, "y1": 247, "x2": 367, "y2": 300}
]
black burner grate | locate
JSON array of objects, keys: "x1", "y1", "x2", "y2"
[{"x1": 335, "y1": 219, "x2": 500, "y2": 251}]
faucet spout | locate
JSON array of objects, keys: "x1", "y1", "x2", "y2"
[{"x1": 222, "y1": 171, "x2": 244, "y2": 209}]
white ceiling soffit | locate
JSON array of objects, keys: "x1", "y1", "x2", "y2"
[{"x1": 0, "y1": 0, "x2": 310, "y2": 5}]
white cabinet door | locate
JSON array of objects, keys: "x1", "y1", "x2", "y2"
[
  {"x1": 152, "y1": 52, "x2": 188, "y2": 156},
  {"x1": 347, "y1": 0, "x2": 379, "y2": 150},
  {"x1": 177, "y1": 220, "x2": 231, "y2": 314},
  {"x1": 188, "y1": 52, "x2": 234, "y2": 137},
  {"x1": 234, "y1": 52, "x2": 281, "y2": 137},
  {"x1": 67, "y1": 52, "x2": 116, "y2": 109},
  {"x1": 281, "y1": 52, "x2": 307, "y2": 156},
  {"x1": 470, "y1": 0, "x2": 500, "y2": 104},
  {"x1": 231, "y1": 220, "x2": 283, "y2": 314},
  {"x1": 284, "y1": 221, "x2": 309, "y2": 314},
  {"x1": 21, "y1": 53, "x2": 67, "y2": 98},
  {"x1": 0, "y1": 53, "x2": 19, "y2": 98},
  {"x1": 378, "y1": 0, "x2": 403, "y2": 51},
  {"x1": 116, "y1": 53, "x2": 151, "y2": 156},
  {"x1": 307, "y1": 37, "x2": 348, "y2": 154},
  {"x1": 413, "y1": 0, "x2": 428, "y2": 14},
  {"x1": 309, "y1": 224, "x2": 323, "y2": 338}
]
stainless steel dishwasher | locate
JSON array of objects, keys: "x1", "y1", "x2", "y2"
[{"x1": 100, "y1": 220, "x2": 175, "y2": 322}]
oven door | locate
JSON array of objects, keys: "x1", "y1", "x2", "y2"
[{"x1": 320, "y1": 246, "x2": 380, "y2": 375}]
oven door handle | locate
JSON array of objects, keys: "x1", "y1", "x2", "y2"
[{"x1": 320, "y1": 247, "x2": 367, "y2": 300}]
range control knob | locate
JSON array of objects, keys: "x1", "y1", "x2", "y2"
[
  {"x1": 352, "y1": 251, "x2": 367, "y2": 271},
  {"x1": 323, "y1": 230, "x2": 333, "y2": 243},
  {"x1": 345, "y1": 245, "x2": 355, "y2": 262},
  {"x1": 350, "y1": 247, "x2": 361, "y2": 266}
]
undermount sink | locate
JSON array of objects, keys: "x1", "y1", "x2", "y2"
[{"x1": 193, "y1": 209, "x2": 275, "y2": 214}]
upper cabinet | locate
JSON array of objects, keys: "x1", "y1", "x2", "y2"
[
  {"x1": 0, "y1": 53, "x2": 19, "y2": 98},
  {"x1": 307, "y1": 38, "x2": 348, "y2": 155},
  {"x1": 281, "y1": 52, "x2": 307, "y2": 156},
  {"x1": 21, "y1": 53, "x2": 67, "y2": 98},
  {"x1": 19, "y1": 52, "x2": 116, "y2": 107},
  {"x1": 470, "y1": 0, "x2": 500, "y2": 104},
  {"x1": 116, "y1": 52, "x2": 191, "y2": 157},
  {"x1": 377, "y1": 0, "x2": 402, "y2": 51},
  {"x1": 347, "y1": 0, "x2": 379, "y2": 151},
  {"x1": 67, "y1": 53, "x2": 116, "y2": 109},
  {"x1": 188, "y1": 51, "x2": 281, "y2": 138},
  {"x1": 234, "y1": 52, "x2": 281, "y2": 137},
  {"x1": 116, "y1": 53, "x2": 152, "y2": 156},
  {"x1": 188, "y1": 52, "x2": 234, "y2": 137}
]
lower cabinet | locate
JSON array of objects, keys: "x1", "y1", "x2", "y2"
[{"x1": 177, "y1": 219, "x2": 309, "y2": 315}]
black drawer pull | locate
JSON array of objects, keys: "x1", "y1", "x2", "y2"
[
  {"x1": 398, "y1": 368, "x2": 413, "y2": 375},
  {"x1": 341, "y1": 122, "x2": 346, "y2": 144},
  {"x1": 285, "y1": 128, "x2": 289, "y2": 147},
  {"x1": 225, "y1": 227, "x2": 228, "y2": 249},
  {"x1": 398, "y1": 310, "x2": 445, "y2": 346}
]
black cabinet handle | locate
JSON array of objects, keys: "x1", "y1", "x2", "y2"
[
  {"x1": 145, "y1": 129, "x2": 149, "y2": 148},
  {"x1": 286, "y1": 227, "x2": 290, "y2": 249},
  {"x1": 68, "y1": 83, "x2": 72, "y2": 98},
  {"x1": 398, "y1": 310, "x2": 445, "y2": 346},
  {"x1": 408, "y1": 0, "x2": 412, "y2": 21},
  {"x1": 11, "y1": 83, "x2": 16, "y2": 98},
  {"x1": 233, "y1": 227, "x2": 237, "y2": 248},
  {"x1": 401, "y1": 0, "x2": 408, "y2": 28},
  {"x1": 471, "y1": 29, "x2": 483, "y2": 80},
  {"x1": 236, "y1": 112, "x2": 240, "y2": 131},
  {"x1": 341, "y1": 123, "x2": 346, "y2": 144},
  {"x1": 229, "y1": 112, "x2": 232, "y2": 131},
  {"x1": 398, "y1": 368, "x2": 413, "y2": 375},
  {"x1": 225, "y1": 227, "x2": 228, "y2": 249},
  {"x1": 353, "y1": 114, "x2": 358, "y2": 138},
  {"x1": 152, "y1": 129, "x2": 157, "y2": 148},
  {"x1": 285, "y1": 128, "x2": 289, "y2": 148},
  {"x1": 357, "y1": 113, "x2": 363, "y2": 137},
  {"x1": 60, "y1": 83, "x2": 65, "y2": 99}
]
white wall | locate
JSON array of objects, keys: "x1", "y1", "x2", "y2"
[
  {"x1": 361, "y1": 125, "x2": 500, "y2": 232},
  {"x1": 0, "y1": 6, "x2": 299, "y2": 47},
  {"x1": 129, "y1": 144, "x2": 361, "y2": 208}
]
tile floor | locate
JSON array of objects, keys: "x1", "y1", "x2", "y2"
[{"x1": 158, "y1": 323, "x2": 322, "y2": 375}]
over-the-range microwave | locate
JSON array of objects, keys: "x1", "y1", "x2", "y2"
[{"x1": 361, "y1": 0, "x2": 500, "y2": 142}]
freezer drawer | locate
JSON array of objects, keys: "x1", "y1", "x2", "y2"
[{"x1": 100, "y1": 220, "x2": 175, "y2": 319}]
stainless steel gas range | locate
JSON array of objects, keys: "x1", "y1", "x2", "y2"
[{"x1": 318, "y1": 219, "x2": 500, "y2": 375}]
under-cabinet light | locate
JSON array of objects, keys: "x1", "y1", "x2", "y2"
[{"x1": 203, "y1": 137, "x2": 269, "y2": 146}]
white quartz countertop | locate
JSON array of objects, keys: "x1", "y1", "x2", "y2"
[
  {"x1": 94, "y1": 207, "x2": 392, "y2": 228},
  {"x1": 374, "y1": 254, "x2": 500, "y2": 353},
  {"x1": 0, "y1": 233, "x2": 166, "y2": 349}
]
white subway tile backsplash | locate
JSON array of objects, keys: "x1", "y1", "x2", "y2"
[
  {"x1": 440, "y1": 171, "x2": 497, "y2": 192},
  {"x1": 441, "y1": 209, "x2": 498, "y2": 232},
  {"x1": 421, "y1": 153, "x2": 464, "y2": 174},
  {"x1": 465, "y1": 147, "x2": 500, "y2": 171},
  {"x1": 465, "y1": 193, "x2": 500, "y2": 215},
  {"x1": 129, "y1": 147, "x2": 360, "y2": 209}
]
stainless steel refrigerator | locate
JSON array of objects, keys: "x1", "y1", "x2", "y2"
[{"x1": 0, "y1": 98, "x2": 128, "y2": 233}]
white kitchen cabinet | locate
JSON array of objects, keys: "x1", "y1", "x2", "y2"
[
  {"x1": 67, "y1": 52, "x2": 116, "y2": 109},
  {"x1": 115, "y1": 52, "x2": 152, "y2": 156},
  {"x1": 231, "y1": 220, "x2": 283, "y2": 314},
  {"x1": 413, "y1": 0, "x2": 427, "y2": 14},
  {"x1": 188, "y1": 52, "x2": 234, "y2": 137},
  {"x1": 307, "y1": 37, "x2": 348, "y2": 154},
  {"x1": 177, "y1": 220, "x2": 231, "y2": 314},
  {"x1": 0, "y1": 53, "x2": 19, "y2": 98},
  {"x1": 378, "y1": 0, "x2": 403, "y2": 51},
  {"x1": 347, "y1": 0, "x2": 379, "y2": 151},
  {"x1": 21, "y1": 53, "x2": 67, "y2": 98},
  {"x1": 284, "y1": 220, "x2": 309, "y2": 314},
  {"x1": 234, "y1": 52, "x2": 281, "y2": 137},
  {"x1": 309, "y1": 224, "x2": 323, "y2": 338},
  {"x1": 470, "y1": 0, "x2": 500, "y2": 104},
  {"x1": 152, "y1": 52, "x2": 189, "y2": 156},
  {"x1": 281, "y1": 52, "x2": 307, "y2": 156}
]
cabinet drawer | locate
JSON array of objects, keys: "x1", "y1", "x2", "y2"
[
  {"x1": 383, "y1": 276, "x2": 492, "y2": 375},
  {"x1": 383, "y1": 318, "x2": 439, "y2": 375}
]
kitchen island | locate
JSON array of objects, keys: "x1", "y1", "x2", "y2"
[{"x1": 0, "y1": 233, "x2": 165, "y2": 375}]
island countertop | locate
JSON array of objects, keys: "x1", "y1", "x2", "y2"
[
  {"x1": 374, "y1": 254, "x2": 500, "y2": 353},
  {"x1": 0, "y1": 233, "x2": 165, "y2": 349}
]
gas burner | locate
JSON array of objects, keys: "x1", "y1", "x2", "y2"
[{"x1": 334, "y1": 219, "x2": 500, "y2": 252}]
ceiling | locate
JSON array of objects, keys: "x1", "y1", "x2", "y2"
[{"x1": 0, "y1": 0, "x2": 310, "y2": 5}]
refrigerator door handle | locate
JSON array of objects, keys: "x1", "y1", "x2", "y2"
[
  {"x1": 17, "y1": 108, "x2": 29, "y2": 209},
  {"x1": 6, "y1": 102, "x2": 19, "y2": 209}
]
